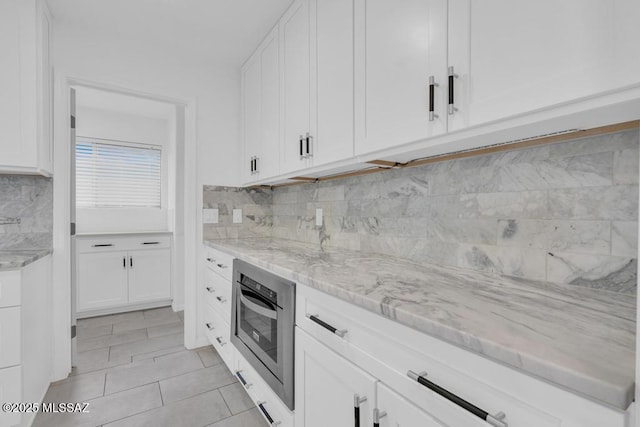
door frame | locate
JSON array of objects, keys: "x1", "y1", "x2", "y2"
[{"x1": 51, "y1": 76, "x2": 199, "y2": 380}]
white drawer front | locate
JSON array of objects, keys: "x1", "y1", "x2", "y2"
[
  {"x1": 203, "y1": 269, "x2": 232, "y2": 322},
  {"x1": 0, "y1": 366, "x2": 22, "y2": 426},
  {"x1": 77, "y1": 234, "x2": 171, "y2": 253},
  {"x1": 203, "y1": 302, "x2": 233, "y2": 368},
  {"x1": 233, "y1": 353, "x2": 294, "y2": 427},
  {"x1": 0, "y1": 307, "x2": 21, "y2": 368},
  {"x1": 203, "y1": 247, "x2": 233, "y2": 281},
  {"x1": 0, "y1": 270, "x2": 21, "y2": 308}
]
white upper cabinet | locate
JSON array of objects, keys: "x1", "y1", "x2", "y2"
[
  {"x1": 279, "y1": 0, "x2": 356, "y2": 175},
  {"x1": 354, "y1": 0, "x2": 448, "y2": 156},
  {"x1": 0, "y1": 0, "x2": 53, "y2": 176},
  {"x1": 447, "y1": 0, "x2": 640, "y2": 131},
  {"x1": 280, "y1": 0, "x2": 312, "y2": 174},
  {"x1": 310, "y1": 0, "x2": 355, "y2": 167},
  {"x1": 242, "y1": 27, "x2": 281, "y2": 184}
]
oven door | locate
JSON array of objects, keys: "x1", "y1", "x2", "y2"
[{"x1": 236, "y1": 284, "x2": 283, "y2": 380}]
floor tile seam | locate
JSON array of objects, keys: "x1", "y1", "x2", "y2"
[
  {"x1": 160, "y1": 378, "x2": 238, "y2": 407},
  {"x1": 104, "y1": 362, "x2": 217, "y2": 396}
]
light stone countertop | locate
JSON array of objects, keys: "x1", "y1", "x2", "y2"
[
  {"x1": 204, "y1": 237, "x2": 636, "y2": 410},
  {"x1": 0, "y1": 249, "x2": 52, "y2": 270}
]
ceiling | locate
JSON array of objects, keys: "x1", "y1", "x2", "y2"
[
  {"x1": 47, "y1": 0, "x2": 293, "y2": 68},
  {"x1": 76, "y1": 86, "x2": 176, "y2": 120}
]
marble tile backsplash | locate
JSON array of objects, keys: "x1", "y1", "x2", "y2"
[
  {"x1": 203, "y1": 128, "x2": 639, "y2": 293},
  {"x1": 0, "y1": 175, "x2": 53, "y2": 250}
]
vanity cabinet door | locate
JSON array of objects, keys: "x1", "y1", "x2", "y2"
[
  {"x1": 77, "y1": 251, "x2": 129, "y2": 312},
  {"x1": 295, "y1": 328, "x2": 377, "y2": 427},
  {"x1": 127, "y1": 248, "x2": 171, "y2": 303}
]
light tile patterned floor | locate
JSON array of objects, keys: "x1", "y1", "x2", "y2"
[{"x1": 34, "y1": 306, "x2": 267, "y2": 427}]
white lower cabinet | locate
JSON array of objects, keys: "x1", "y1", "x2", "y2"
[
  {"x1": 77, "y1": 251, "x2": 129, "y2": 311},
  {"x1": 76, "y1": 234, "x2": 172, "y2": 315},
  {"x1": 295, "y1": 283, "x2": 630, "y2": 427},
  {"x1": 295, "y1": 328, "x2": 375, "y2": 427},
  {"x1": 0, "y1": 255, "x2": 52, "y2": 427}
]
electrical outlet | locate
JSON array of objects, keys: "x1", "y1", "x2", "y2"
[
  {"x1": 233, "y1": 209, "x2": 243, "y2": 224},
  {"x1": 203, "y1": 209, "x2": 219, "y2": 224},
  {"x1": 315, "y1": 208, "x2": 323, "y2": 226}
]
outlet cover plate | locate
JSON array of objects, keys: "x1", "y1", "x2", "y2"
[
  {"x1": 203, "y1": 209, "x2": 219, "y2": 224},
  {"x1": 315, "y1": 208, "x2": 323, "y2": 226},
  {"x1": 233, "y1": 209, "x2": 243, "y2": 224}
]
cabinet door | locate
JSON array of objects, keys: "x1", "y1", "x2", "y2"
[
  {"x1": 310, "y1": 0, "x2": 355, "y2": 166},
  {"x1": 295, "y1": 328, "x2": 376, "y2": 427},
  {"x1": 241, "y1": 51, "x2": 261, "y2": 184},
  {"x1": 355, "y1": 0, "x2": 448, "y2": 156},
  {"x1": 37, "y1": 1, "x2": 53, "y2": 174},
  {"x1": 376, "y1": 383, "x2": 447, "y2": 427},
  {"x1": 0, "y1": 0, "x2": 25, "y2": 169},
  {"x1": 259, "y1": 27, "x2": 281, "y2": 178},
  {"x1": 280, "y1": 0, "x2": 311, "y2": 174},
  {"x1": 77, "y1": 252, "x2": 129, "y2": 312},
  {"x1": 448, "y1": 0, "x2": 640, "y2": 131},
  {"x1": 127, "y1": 249, "x2": 171, "y2": 303},
  {"x1": 0, "y1": 366, "x2": 21, "y2": 427}
]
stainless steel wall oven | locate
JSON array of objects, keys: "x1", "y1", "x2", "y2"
[{"x1": 231, "y1": 259, "x2": 296, "y2": 410}]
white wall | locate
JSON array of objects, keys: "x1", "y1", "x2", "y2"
[
  {"x1": 51, "y1": 23, "x2": 240, "y2": 379},
  {"x1": 75, "y1": 106, "x2": 172, "y2": 233}
]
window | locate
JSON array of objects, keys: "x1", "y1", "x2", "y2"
[{"x1": 76, "y1": 138, "x2": 162, "y2": 208}]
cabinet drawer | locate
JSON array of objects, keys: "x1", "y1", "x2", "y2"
[
  {"x1": 233, "y1": 352, "x2": 294, "y2": 427},
  {"x1": 203, "y1": 269, "x2": 232, "y2": 322},
  {"x1": 0, "y1": 307, "x2": 21, "y2": 368},
  {"x1": 0, "y1": 270, "x2": 21, "y2": 308},
  {"x1": 203, "y1": 246, "x2": 233, "y2": 281},
  {"x1": 0, "y1": 366, "x2": 21, "y2": 426},
  {"x1": 203, "y1": 302, "x2": 233, "y2": 367},
  {"x1": 77, "y1": 235, "x2": 171, "y2": 253}
]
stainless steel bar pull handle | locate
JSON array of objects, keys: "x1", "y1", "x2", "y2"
[
  {"x1": 448, "y1": 66, "x2": 458, "y2": 115},
  {"x1": 257, "y1": 402, "x2": 281, "y2": 426},
  {"x1": 407, "y1": 370, "x2": 508, "y2": 427},
  {"x1": 428, "y1": 75, "x2": 438, "y2": 121},
  {"x1": 142, "y1": 241, "x2": 159, "y2": 245},
  {"x1": 373, "y1": 408, "x2": 387, "y2": 427},
  {"x1": 206, "y1": 287, "x2": 214, "y2": 293},
  {"x1": 216, "y1": 296, "x2": 226, "y2": 303},
  {"x1": 205, "y1": 323, "x2": 214, "y2": 330},
  {"x1": 254, "y1": 156, "x2": 259, "y2": 174},
  {"x1": 216, "y1": 263, "x2": 227, "y2": 269},
  {"x1": 354, "y1": 394, "x2": 367, "y2": 427},
  {"x1": 216, "y1": 336, "x2": 226, "y2": 346},
  {"x1": 235, "y1": 370, "x2": 252, "y2": 388},
  {"x1": 93, "y1": 243, "x2": 113, "y2": 247},
  {"x1": 305, "y1": 132, "x2": 313, "y2": 158},
  {"x1": 306, "y1": 313, "x2": 347, "y2": 338},
  {"x1": 299, "y1": 135, "x2": 304, "y2": 159}
]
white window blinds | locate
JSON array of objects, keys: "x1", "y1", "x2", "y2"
[{"x1": 76, "y1": 139, "x2": 162, "y2": 208}]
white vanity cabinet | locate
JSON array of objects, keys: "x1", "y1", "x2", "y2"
[
  {"x1": 0, "y1": 255, "x2": 52, "y2": 427},
  {"x1": 295, "y1": 284, "x2": 631, "y2": 427},
  {"x1": 76, "y1": 234, "x2": 172, "y2": 316},
  {"x1": 0, "y1": 0, "x2": 53, "y2": 176}
]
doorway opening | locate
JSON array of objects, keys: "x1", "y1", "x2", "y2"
[{"x1": 68, "y1": 85, "x2": 188, "y2": 365}]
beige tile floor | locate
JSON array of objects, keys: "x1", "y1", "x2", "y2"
[{"x1": 34, "y1": 306, "x2": 267, "y2": 427}]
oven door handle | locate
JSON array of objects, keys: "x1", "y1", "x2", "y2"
[{"x1": 240, "y1": 294, "x2": 278, "y2": 320}]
